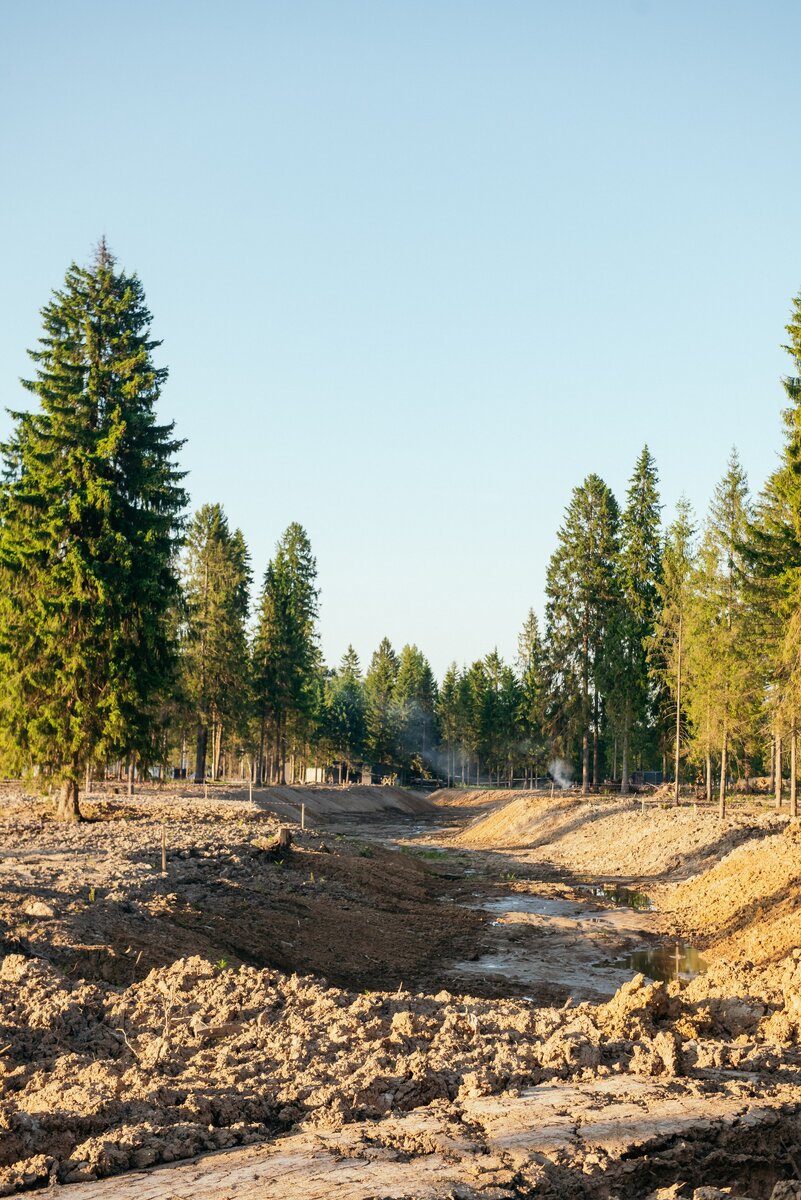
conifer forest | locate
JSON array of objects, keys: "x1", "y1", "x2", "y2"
[{"x1": 2, "y1": 245, "x2": 801, "y2": 822}]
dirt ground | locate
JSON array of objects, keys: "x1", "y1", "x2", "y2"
[{"x1": 3, "y1": 784, "x2": 801, "y2": 1198}]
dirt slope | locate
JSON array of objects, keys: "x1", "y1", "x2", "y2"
[
  {"x1": 450, "y1": 790, "x2": 783, "y2": 880},
  {"x1": 0, "y1": 793, "x2": 478, "y2": 994},
  {"x1": 662, "y1": 820, "x2": 801, "y2": 973}
]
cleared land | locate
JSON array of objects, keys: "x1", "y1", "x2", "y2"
[{"x1": 2, "y1": 784, "x2": 801, "y2": 1198}]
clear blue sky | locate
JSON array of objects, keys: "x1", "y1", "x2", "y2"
[{"x1": 2, "y1": 1, "x2": 800, "y2": 677}]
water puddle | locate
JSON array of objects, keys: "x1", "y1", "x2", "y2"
[
  {"x1": 611, "y1": 942, "x2": 707, "y2": 982},
  {"x1": 480, "y1": 895, "x2": 581, "y2": 917},
  {"x1": 578, "y1": 883, "x2": 653, "y2": 911}
]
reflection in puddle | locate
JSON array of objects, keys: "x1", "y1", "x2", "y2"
[
  {"x1": 579, "y1": 884, "x2": 653, "y2": 911},
  {"x1": 612, "y1": 943, "x2": 707, "y2": 981}
]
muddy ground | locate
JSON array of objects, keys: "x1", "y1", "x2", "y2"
[{"x1": 2, "y1": 783, "x2": 801, "y2": 1198}]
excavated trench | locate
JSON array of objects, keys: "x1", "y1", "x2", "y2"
[{"x1": 2, "y1": 786, "x2": 801, "y2": 1198}]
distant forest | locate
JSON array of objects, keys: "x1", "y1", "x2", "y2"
[{"x1": 3, "y1": 244, "x2": 801, "y2": 819}]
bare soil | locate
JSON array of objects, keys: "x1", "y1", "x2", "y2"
[{"x1": 2, "y1": 784, "x2": 801, "y2": 1199}]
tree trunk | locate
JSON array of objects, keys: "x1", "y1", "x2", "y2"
[
  {"x1": 792, "y1": 718, "x2": 798, "y2": 821},
  {"x1": 592, "y1": 690, "x2": 599, "y2": 786},
  {"x1": 776, "y1": 733, "x2": 783, "y2": 808},
  {"x1": 674, "y1": 612, "x2": 683, "y2": 807},
  {"x1": 194, "y1": 724, "x2": 207, "y2": 784},
  {"x1": 257, "y1": 715, "x2": 266, "y2": 786},
  {"x1": 128, "y1": 755, "x2": 135, "y2": 797},
  {"x1": 705, "y1": 750, "x2": 712, "y2": 804},
  {"x1": 582, "y1": 730, "x2": 589, "y2": 794},
  {"x1": 56, "y1": 778, "x2": 81, "y2": 822},
  {"x1": 620, "y1": 720, "x2": 630, "y2": 796},
  {"x1": 718, "y1": 725, "x2": 728, "y2": 820},
  {"x1": 769, "y1": 735, "x2": 775, "y2": 796}
]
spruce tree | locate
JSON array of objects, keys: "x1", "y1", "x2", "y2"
[
  {"x1": 0, "y1": 243, "x2": 186, "y2": 819},
  {"x1": 324, "y1": 645, "x2": 366, "y2": 782},
  {"x1": 395, "y1": 644, "x2": 438, "y2": 775},
  {"x1": 516, "y1": 609, "x2": 549, "y2": 784},
  {"x1": 181, "y1": 504, "x2": 251, "y2": 782},
  {"x1": 611, "y1": 447, "x2": 662, "y2": 792},
  {"x1": 650, "y1": 497, "x2": 695, "y2": 804},
  {"x1": 252, "y1": 523, "x2": 320, "y2": 784},
  {"x1": 545, "y1": 474, "x2": 621, "y2": 792},
  {"x1": 437, "y1": 663, "x2": 461, "y2": 784},
  {"x1": 364, "y1": 637, "x2": 399, "y2": 768}
]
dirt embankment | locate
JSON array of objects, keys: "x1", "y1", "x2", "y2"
[
  {"x1": 446, "y1": 790, "x2": 783, "y2": 881},
  {"x1": 663, "y1": 820, "x2": 801, "y2": 980},
  {"x1": 0, "y1": 789, "x2": 478, "y2": 995}
]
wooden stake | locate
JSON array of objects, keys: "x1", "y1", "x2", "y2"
[
  {"x1": 249, "y1": 777, "x2": 253, "y2": 803},
  {"x1": 161, "y1": 823, "x2": 167, "y2": 876},
  {"x1": 301, "y1": 802, "x2": 305, "y2": 830}
]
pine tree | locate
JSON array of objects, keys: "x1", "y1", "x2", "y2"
[
  {"x1": 747, "y1": 293, "x2": 801, "y2": 815},
  {"x1": 545, "y1": 474, "x2": 621, "y2": 792},
  {"x1": 0, "y1": 243, "x2": 186, "y2": 819},
  {"x1": 685, "y1": 452, "x2": 755, "y2": 815},
  {"x1": 181, "y1": 504, "x2": 251, "y2": 782},
  {"x1": 252, "y1": 523, "x2": 320, "y2": 784},
  {"x1": 364, "y1": 637, "x2": 399, "y2": 768}
]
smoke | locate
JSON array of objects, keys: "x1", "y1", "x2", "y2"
[{"x1": 548, "y1": 758, "x2": 574, "y2": 789}]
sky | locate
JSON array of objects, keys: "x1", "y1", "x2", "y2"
[{"x1": 2, "y1": 1, "x2": 801, "y2": 678}]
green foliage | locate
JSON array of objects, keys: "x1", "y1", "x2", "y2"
[
  {"x1": 181, "y1": 504, "x2": 251, "y2": 781},
  {"x1": 364, "y1": 637, "x2": 399, "y2": 765},
  {"x1": 0, "y1": 242, "x2": 186, "y2": 815},
  {"x1": 323, "y1": 645, "x2": 367, "y2": 778},
  {"x1": 603, "y1": 447, "x2": 663, "y2": 786},
  {"x1": 545, "y1": 474, "x2": 621, "y2": 787},
  {"x1": 394, "y1": 644, "x2": 438, "y2": 774},
  {"x1": 252, "y1": 523, "x2": 320, "y2": 782}
]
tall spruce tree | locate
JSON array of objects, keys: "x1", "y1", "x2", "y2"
[
  {"x1": 0, "y1": 243, "x2": 186, "y2": 819},
  {"x1": 364, "y1": 637, "x2": 399, "y2": 768},
  {"x1": 395, "y1": 644, "x2": 438, "y2": 775},
  {"x1": 650, "y1": 497, "x2": 695, "y2": 804},
  {"x1": 181, "y1": 504, "x2": 251, "y2": 782},
  {"x1": 517, "y1": 609, "x2": 549, "y2": 784},
  {"x1": 608, "y1": 447, "x2": 662, "y2": 792},
  {"x1": 545, "y1": 474, "x2": 620, "y2": 792},
  {"x1": 252, "y1": 523, "x2": 320, "y2": 784},
  {"x1": 437, "y1": 663, "x2": 461, "y2": 783},
  {"x1": 324, "y1": 645, "x2": 366, "y2": 782}
]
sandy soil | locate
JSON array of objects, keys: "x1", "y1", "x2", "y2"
[{"x1": 3, "y1": 784, "x2": 801, "y2": 1198}]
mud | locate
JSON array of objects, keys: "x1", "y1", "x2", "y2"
[{"x1": 2, "y1": 784, "x2": 801, "y2": 1197}]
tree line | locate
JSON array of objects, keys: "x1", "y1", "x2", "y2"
[{"x1": 3, "y1": 246, "x2": 801, "y2": 818}]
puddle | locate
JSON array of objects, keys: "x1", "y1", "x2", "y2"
[
  {"x1": 480, "y1": 895, "x2": 580, "y2": 917},
  {"x1": 579, "y1": 884, "x2": 653, "y2": 911},
  {"x1": 611, "y1": 942, "x2": 707, "y2": 981}
]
